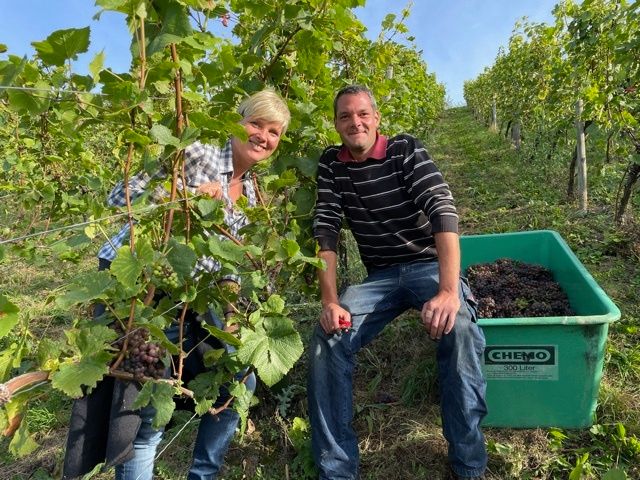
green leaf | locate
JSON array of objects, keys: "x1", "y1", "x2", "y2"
[
  {"x1": 146, "y1": 2, "x2": 193, "y2": 56},
  {"x1": 289, "y1": 416, "x2": 311, "y2": 451},
  {"x1": 0, "y1": 344, "x2": 20, "y2": 381},
  {"x1": 89, "y1": 50, "x2": 105, "y2": 81},
  {"x1": 264, "y1": 295, "x2": 285, "y2": 314},
  {"x1": 199, "y1": 322, "x2": 242, "y2": 348},
  {"x1": 37, "y1": 338, "x2": 64, "y2": 370},
  {"x1": 6, "y1": 89, "x2": 49, "y2": 115},
  {"x1": 135, "y1": 238, "x2": 155, "y2": 264},
  {"x1": 0, "y1": 295, "x2": 20, "y2": 339},
  {"x1": 292, "y1": 186, "x2": 316, "y2": 216},
  {"x1": 229, "y1": 381, "x2": 253, "y2": 435},
  {"x1": 188, "y1": 370, "x2": 223, "y2": 415},
  {"x1": 31, "y1": 27, "x2": 91, "y2": 66},
  {"x1": 197, "y1": 198, "x2": 224, "y2": 221},
  {"x1": 150, "y1": 124, "x2": 180, "y2": 147},
  {"x1": 50, "y1": 353, "x2": 111, "y2": 398},
  {"x1": 56, "y1": 270, "x2": 116, "y2": 308},
  {"x1": 134, "y1": 382, "x2": 175, "y2": 429},
  {"x1": 111, "y1": 245, "x2": 144, "y2": 287},
  {"x1": 602, "y1": 468, "x2": 627, "y2": 480},
  {"x1": 123, "y1": 128, "x2": 152, "y2": 146},
  {"x1": 72, "y1": 325, "x2": 118, "y2": 356},
  {"x1": 166, "y1": 238, "x2": 197, "y2": 279},
  {"x1": 208, "y1": 236, "x2": 246, "y2": 264},
  {"x1": 237, "y1": 316, "x2": 303, "y2": 386},
  {"x1": 133, "y1": 381, "x2": 153, "y2": 409},
  {"x1": 8, "y1": 418, "x2": 38, "y2": 457}
]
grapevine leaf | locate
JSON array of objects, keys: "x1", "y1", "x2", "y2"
[
  {"x1": 6, "y1": 89, "x2": 49, "y2": 115},
  {"x1": 154, "y1": 384, "x2": 176, "y2": 430},
  {"x1": 166, "y1": 238, "x2": 197, "y2": 279},
  {"x1": 134, "y1": 382, "x2": 175, "y2": 429},
  {"x1": 0, "y1": 346, "x2": 18, "y2": 381},
  {"x1": 229, "y1": 381, "x2": 252, "y2": 435},
  {"x1": 0, "y1": 55, "x2": 26, "y2": 87},
  {"x1": 150, "y1": 124, "x2": 180, "y2": 147},
  {"x1": 70, "y1": 325, "x2": 118, "y2": 355},
  {"x1": 146, "y1": 1, "x2": 193, "y2": 57},
  {"x1": 123, "y1": 128, "x2": 152, "y2": 146},
  {"x1": 9, "y1": 417, "x2": 38, "y2": 457},
  {"x1": 292, "y1": 186, "x2": 316, "y2": 216},
  {"x1": 264, "y1": 295, "x2": 285, "y2": 314},
  {"x1": 37, "y1": 338, "x2": 64, "y2": 371},
  {"x1": 56, "y1": 270, "x2": 115, "y2": 308},
  {"x1": 199, "y1": 323, "x2": 242, "y2": 348},
  {"x1": 111, "y1": 245, "x2": 144, "y2": 287},
  {"x1": 237, "y1": 316, "x2": 303, "y2": 386},
  {"x1": 188, "y1": 370, "x2": 223, "y2": 416},
  {"x1": 0, "y1": 295, "x2": 20, "y2": 339},
  {"x1": 50, "y1": 352, "x2": 111, "y2": 398},
  {"x1": 89, "y1": 50, "x2": 105, "y2": 81},
  {"x1": 207, "y1": 236, "x2": 245, "y2": 264},
  {"x1": 31, "y1": 27, "x2": 91, "y2": 66},
  {"x1": 197, "y1": 198, "x2": 224, "y2": 221},
  {"x1": 133, "y1": 381, "x2": 153, "y2": 410},
  {"x1": 135, "y1": 238, "x2": 155, "y2": 264},
  {"x1": 145, "y1": 323, "x2": 179, "y2": 355}
]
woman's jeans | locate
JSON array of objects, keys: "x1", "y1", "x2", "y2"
[{"x1": 308, "y1": 260, "x2": 488, "y2": 479}]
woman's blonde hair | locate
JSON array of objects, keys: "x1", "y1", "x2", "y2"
[{"x1": 237, "y1": 89, "x2": 291, "y2": 134}]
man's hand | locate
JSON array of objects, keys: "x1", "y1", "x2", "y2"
[
  {"x1": 197, "y1": 181, "x2": 223, "y2": 199},
  {"x1": 421, "y1": 291, "x2": 460, "y2": 340},
  {"x1": 320, "y1": 302, "x2": 351, "y2": 335}
]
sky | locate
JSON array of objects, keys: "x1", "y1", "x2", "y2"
[{"x1": 0, "y1": 0, "x2": 561, "y2": 105}]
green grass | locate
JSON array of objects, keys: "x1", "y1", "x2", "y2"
[{"x1": 2, "y1": 107, "x2": 639, "y2": 479}]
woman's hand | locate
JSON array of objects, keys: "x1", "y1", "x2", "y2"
[{"x1": 197, "y1": 181, "x2": 223, "y2": 199}]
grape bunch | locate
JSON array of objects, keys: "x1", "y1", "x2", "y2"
[
  {"x1": 151, "y1": 262, "x2": 179, "y2": 290},
  {"x1": 113, "y1": 326, "x2": 167, "y2": 380}
]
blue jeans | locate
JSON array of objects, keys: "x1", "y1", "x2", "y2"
[
  {"x1": 116, "y1": 312, "x2": 257, "y2": 480},
  {"x1": 308, "y1": 261, "x2": 488, "y2": 479}
]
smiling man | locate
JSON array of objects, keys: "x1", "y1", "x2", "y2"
[{"x1": 309, "y1": 85, "x2": 488, "y2": 480}]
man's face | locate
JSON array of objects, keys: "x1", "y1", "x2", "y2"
[{"x1": 334, "y1": 92, "x2": 381, "y2": 159}]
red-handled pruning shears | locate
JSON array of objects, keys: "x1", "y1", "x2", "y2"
[{"x1": 338, "y1": 315, "x2": 351, "y2": 333}]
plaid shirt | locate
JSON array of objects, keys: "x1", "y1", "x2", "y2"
[{"x1": 98, "y1": 140, "x2": 257, "y2": 277}]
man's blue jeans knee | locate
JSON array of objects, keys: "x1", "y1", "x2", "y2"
[{"x1": 307, "y1": 261, "x2": 488, "y2": 479}]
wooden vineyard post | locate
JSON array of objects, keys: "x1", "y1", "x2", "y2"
[
  {"x1": 512, "y1": 118, "x2": 521, "y2": 150},
  {"x1": 575, "y1": 99, "x2": 588, "y2": 212},
  {"x1": 490, "y1": 96, "x2": 497, "y2": 132}
]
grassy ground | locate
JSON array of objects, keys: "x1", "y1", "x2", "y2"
[{"x1": 2, "y1": 107, "x2": 640, "y2": 479}]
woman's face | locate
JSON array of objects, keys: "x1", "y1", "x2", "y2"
[{"x1": 232, "y1": 117, "x2": 283, "y2": 165}]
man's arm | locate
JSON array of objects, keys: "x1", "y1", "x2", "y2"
[
  {"x1": 317, "y1": 250, "x2": 351, "y2": 334},
  {"x1": 421, "y1": 231, "x2": 462, "y2": 339}
]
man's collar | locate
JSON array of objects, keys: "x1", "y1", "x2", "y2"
[{"x1": 337, "y1": 133, "x2": 387, "y2": 162}]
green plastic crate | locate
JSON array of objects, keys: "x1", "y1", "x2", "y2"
[{"x1": 460, "y1": 230, "x2": 621, "y2": 428}]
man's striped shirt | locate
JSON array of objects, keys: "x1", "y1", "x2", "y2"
[{"x1": 313, "y1": 133, "x2": 458, "y2": 271}]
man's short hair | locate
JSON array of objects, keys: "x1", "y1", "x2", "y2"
[
  {"x1": 333, "y1": 85, "x2": 378, "y2": 119},
  {"x1": 238, "y1": 89, "x2": 291, "y2": 134}
]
